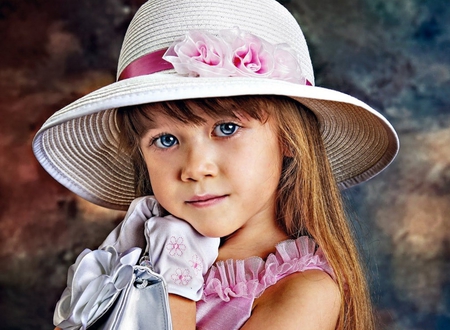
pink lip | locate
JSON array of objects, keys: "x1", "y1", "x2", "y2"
[{"x1": 186, "y1": 194, "x2": 227, "y2": 207}]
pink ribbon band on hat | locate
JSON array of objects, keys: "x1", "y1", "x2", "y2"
[
  {"x1": 118, "y1": 49, "x2": 173, "y2": 81},
  {"x1": 118, "y1": 48, "x2": 312, "y2": 86}
]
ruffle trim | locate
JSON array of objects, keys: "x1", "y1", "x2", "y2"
[{"x1": 202, "y1": 236, "x2": 334, "y2": 302}]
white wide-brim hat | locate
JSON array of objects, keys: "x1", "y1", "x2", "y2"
[{"x1": 32, "y1": 0, "x2": 399, "y2": 210}]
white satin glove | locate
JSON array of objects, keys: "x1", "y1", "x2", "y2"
[
  {"x1": 145, "y1": 214, "x2": 219, "y2": 301},
  {"x1": 101, "y1": 196, "x2": 220, "y2": 301}
]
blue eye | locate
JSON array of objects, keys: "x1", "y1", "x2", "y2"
[
  {"x1": 154, "y1": 134, "x2": 178, "y2": 148},
  {"x1": 214, "y1": 123, "x2": 239, "y2": 137}
]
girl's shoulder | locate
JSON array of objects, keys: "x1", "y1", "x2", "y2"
[
  {"x1": 246, "y1": 270, "x2": 340, "y2": 329},
  {"x1": 203, "y1": 236, "x2": 334, "y2": 301}
]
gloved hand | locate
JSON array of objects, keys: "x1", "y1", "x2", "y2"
[
  {"x1": 100, "y1": 195, "x2": 220, "y2": 301},
  {"x1": 145, "y1": 214, "x2": 220, "y2": 301}
]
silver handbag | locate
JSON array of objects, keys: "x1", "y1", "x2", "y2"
[
  {"x1": 53, "y1": 248, "x2": 173, "y2": 330},
  {"x1": 92, "y1": 257, "x2": 172, "y2": 330},
  {"x1": 54, "y1": 197, "x2": 174, "y2": 330}
]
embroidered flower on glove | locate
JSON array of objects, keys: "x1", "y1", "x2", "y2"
[
  {"x1": 171, "y1": 268, "x2": 193, "y2": 286},
  {"x1": 166, "y1": 236, "x2": 186, "y2": 256},
  {"x1": 53, "y1": 246, "x2": 141, "y2": 330},
  {"x1": 163, "y1": 28, "x2": 307, "y2": 84},
  {"x1": 189, "y1": 254, "x2": 204, "y2": 275}
]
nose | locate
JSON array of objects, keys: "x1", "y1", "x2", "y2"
[{"x1": 180, "y1": 144, "x2": 218, "y2": 182}]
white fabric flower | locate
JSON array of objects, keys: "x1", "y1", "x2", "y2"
[{"x1": 53, "y1": 246, "x2": 141, "y2": 330}]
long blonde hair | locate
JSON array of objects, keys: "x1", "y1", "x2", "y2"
[{"x1": 116, "y1": 95, "x2": 375, "y2": 329}]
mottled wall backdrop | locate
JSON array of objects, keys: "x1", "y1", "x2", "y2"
[{"x1": 0, "y1": 0, "x2": 449, "y2": 329}]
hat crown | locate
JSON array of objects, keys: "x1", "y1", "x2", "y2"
[{"x1": 117, "y1": 0, "x2": 314, "y2": 84}]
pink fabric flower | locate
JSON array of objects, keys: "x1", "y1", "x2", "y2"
[
  {"x1": 163, "y1": 28, "x2": 306, "y2": 84},
  {"x1": 164, "y1": 30, "x2": 234, "y2": 77},
  {"x1": 222, "y1": 28, "x2": 274, "y2": 77}
]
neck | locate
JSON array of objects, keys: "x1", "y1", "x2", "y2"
[{"x1": 217, "y1": 220, "x2": 288, "y2": 261}]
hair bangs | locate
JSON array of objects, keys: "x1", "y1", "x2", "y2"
[{"x1": 133, "y1": 96, "x2": 271, "y2": 135}]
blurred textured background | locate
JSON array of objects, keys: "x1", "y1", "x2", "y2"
[{"x1": 0, "y1": 0, "x2": 449, "y2": 329}]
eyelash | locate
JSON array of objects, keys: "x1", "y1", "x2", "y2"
[
  {"x1": 149, "y1": 132, "x2": 177, "y2": 149},
  {"x1": 213, "y1": 121, "x2": 241, "y2": 137},
  {"x1": 149, "y1": 121, "x2": 242, "y2": 149}
]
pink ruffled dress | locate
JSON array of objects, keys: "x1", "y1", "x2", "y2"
[{"x1": 196, "y1": 236, "x2": 334, "y2": 329}]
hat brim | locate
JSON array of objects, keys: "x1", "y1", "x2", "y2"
[{"x1": 33, "y1": 73, "x2": 399, "y2": 210}]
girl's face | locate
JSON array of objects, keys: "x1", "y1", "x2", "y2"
[{"x1": 139, "y1": 103, "x2": 283, "y2": 238}]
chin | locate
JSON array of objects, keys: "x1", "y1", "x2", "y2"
[{"x1": 195, "y1": 227, "x2": 236, "y2": 239}]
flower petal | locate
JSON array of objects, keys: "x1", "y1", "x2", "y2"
[{"x1": 163, "y1": 27, "x2": 305, "y2": 83}]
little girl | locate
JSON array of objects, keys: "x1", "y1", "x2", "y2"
[{"x1": 33, "y1": 0, "x2": 399, "y2": 329}]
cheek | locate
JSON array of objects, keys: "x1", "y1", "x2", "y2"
[
  {"x1": 145, "y1": 161, "x2": 180, "y2": 211},
  {"x1": 255, "y1": 134, "x2": 283, "y2": 172},
  {"x1": 238, "y1": 144, "x2": 283, "y2": 189},
  {"x1": 147, "y1": 165, "x2": 168, "y2": 192},
  {"x1": 144, "y1": 156, "x2": 169, "y2": 193},
  {"x1": 147, "y1": 171, "x2": 173, "y2": 212}
]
